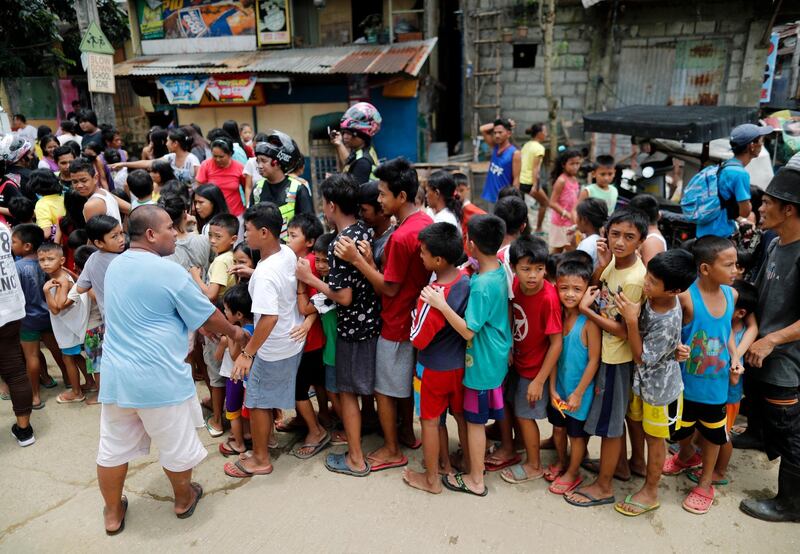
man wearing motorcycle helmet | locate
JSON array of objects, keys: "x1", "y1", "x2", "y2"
[
  {"x1": 251, "y1": 131, "x2": 314, "y2": 241},
  {"x1": 0, "y1": 135, "x2": 31, "y2": 224},
  {"x1": 331, "y1": 102, "x2": 382, "y2": 185}
]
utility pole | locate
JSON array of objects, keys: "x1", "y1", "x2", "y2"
[{"x1": 74, "y1": 0, "x2": 116, "y2": 126}]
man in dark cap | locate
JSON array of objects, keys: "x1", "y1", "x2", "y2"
[{"x1": 740, "y1": 160, "x2": 800, "y2": 522}]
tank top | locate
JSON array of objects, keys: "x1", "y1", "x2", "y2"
[
  {"x1": 646, "y1": 232, "x2": 668, "y2": 251},
  {"x1": 681, "y1": 282, "x2": 735, "y2": 404},
  {"x1": 555, "y1": 314, "x2": 593, "y2": 421},
  {"x1": 585, "y1": 183, "x2": 618, "y2": 214},
  {"x1": 90, "y1": 190, "x2": 122, "y2": 224},
  {"x1": 551, "y1": 174, "x2": 579, "y2": 227},
  {"x1": 482, "y1": 144, "x2": 518, "y2": 203}
]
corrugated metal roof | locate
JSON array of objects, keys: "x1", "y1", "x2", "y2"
[{"x1": 115, "y1": 39, "x2": 437, "y2": 78}]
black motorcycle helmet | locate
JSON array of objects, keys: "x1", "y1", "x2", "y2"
[{"x1": 255, "y1": 130, "x2": 301, "y2": 173}]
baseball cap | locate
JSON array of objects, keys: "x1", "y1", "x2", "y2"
[{"x1": 729, "y1": 123, "x2": 773, "y2": 148}]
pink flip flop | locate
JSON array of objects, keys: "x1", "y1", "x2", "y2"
[{"x1": 368, "y1": 455, "x2": 408, "y2": 472}]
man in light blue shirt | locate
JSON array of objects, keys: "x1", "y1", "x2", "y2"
[
  {"x1": 96, "y1": 205, "x2": 246, "y2": 535},
  {"x1": 696, "y1": 123, "x2": 771, "y2": 238}
]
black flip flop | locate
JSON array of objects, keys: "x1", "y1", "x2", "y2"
[
  {"x1": 176, "y1": 483, "x2": 203, "y2": 519},
  {"x1": 441, "y1": 473, "x2": 488, "y2": 497},
  {"x1": 105, "y1": 496, "x2": 128, "y2": 536}
]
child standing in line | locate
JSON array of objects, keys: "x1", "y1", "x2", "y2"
[
  {"x1": 38, "y1": 243, "x2": 88, "y2": 404},
  {"x1": 404, "y1": 222, "x2": 470, "y2": 494},
  {"x1": 191, "y1": 212, "x2": 238, "y2": 437},
  {"x1": 76, "y1": 215, "x2": 126, "y2": 392},
  {"x1": 565, "y1": 208, "x2": 648, "y2": 508},
  {"x1": 217, "y1": 284, "x2": 255, "y2": 457},
  {"x1": 421, "y1": 214, "x2": 512, "y2": 497},
  {"x1": 296, "y1": 174, "x2": 382, "y2": 477},
  {"x1": 311, "y1": 233, "x2": 340, "y2": 429},
  {"x1": 548, "y1": 150, "x2": 582, "y2": 253},
  {"x1": 547, "y1": 260, "x2": 600, "y2": 495},
  {"x1": 126, "y1": 169, "x2": 156, "y2": 209},
  {"x1": 613, "y1": 250, "x2": 696, "y2": 516},
  {"x1": 686, "y1": 279, "x2": 758, "y2": 489},
  {"x1": 231, "y1": 242, "x2": 259, "y2": 283},
  {"x1": 284, "y1": 213, "x2": 330, "y2": 459},
  {"x1": 629, "y1": 193, "x2": 667, "y2": 265},
  {"x1": 224, "y1": 203, "x2": 305, "y2": 478},
  {"x1": 663, "y1": 236, "x2": 741, "y2": 515},
  {"x1": 12, "y1": 224, "x2": 66, "y2": 408},
  {"x1": 579, "y1": 154, "x2": 618, "y2": 215},
  {"x1": 500, "y1": 236, "x2": 563, "y2": 485},
  {"x1": 575, "y1": 198, "x2": 609, "y2": 269},
  {"x1": 70, "y1": 245, "x2": 100, "y2": 398},
  {"x1": 31, "y1": 170, "x2": 65, "y2": 244}
]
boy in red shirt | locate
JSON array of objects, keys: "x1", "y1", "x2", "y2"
[
  {"x1": 334, "y1": 157, "x2": 432, "y2": 470},
  {"x1": 404, "y1": 222, "x2": 470, "y2": 493},
  {"x1": 500, "y1": 235, "x2": 564, "y2": 484}
]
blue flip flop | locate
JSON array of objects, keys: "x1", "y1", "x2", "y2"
[
  {"x1": 564, "y1": 488, "x2": 615, "y2": 507},
  {"x1": 324, "y1": 452, "x2": 370, "y2": 477}
]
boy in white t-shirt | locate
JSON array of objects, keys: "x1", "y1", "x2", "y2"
[{"x1": 223, "y1": 203, "x2": 304, "y2": 478}]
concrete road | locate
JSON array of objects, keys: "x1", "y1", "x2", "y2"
[{"x1": 1, "y1": 380, "x2": 799, "y2": 553}]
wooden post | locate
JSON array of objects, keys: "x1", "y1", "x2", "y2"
[
  {"x1": 74, "y1": 0, "x2": 116, "y2": 127},
  {"x1": 540, "y1": 0, "x2": 558, "y2": 169}
]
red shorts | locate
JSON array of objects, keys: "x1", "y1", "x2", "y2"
[{"x1": 420, "y1": 368, "x2": 464, "y2": 420}]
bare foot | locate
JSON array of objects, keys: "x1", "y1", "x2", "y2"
[
  {"x1": 402, "y1": 468, "x2": 442, "y2": 494},
  {"x1": 86, "y1": 395, "x2": 100, "y2": 406},
  {"x1": 367, "y1": 445, "x2": 404, "y2": 465}
]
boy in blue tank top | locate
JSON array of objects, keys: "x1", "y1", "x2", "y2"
[
  {"x1": 479, "y1": 118, "x2": 521, "y2": 206},
  {"x1": 614, "y1": 249, "x2": 696, "y2": 516},
  {"x1": 664, "y1": 236, "x2": 742, "y2": 515},
  {"x1": 546, "y1": 259, "x2": 601, "y2": 496}
]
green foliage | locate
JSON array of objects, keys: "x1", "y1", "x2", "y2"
[{"x1": 0, "y1": 0, "x2": 130, "y2": 77}]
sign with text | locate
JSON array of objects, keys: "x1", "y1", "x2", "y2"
[
  {"x1": 205, "y1": 74, "x2": 257, "y2": 102},
  {"x1": 87, "y1": 53, "x2": 116, "y2": 94},
  {"x1": 157, "y1": 76, "x2": 209, "y2": 105},
  {"x1": 256, "y1": 0, "x2": 291, "y2": 47},
  {"x1": 138, "y1": 0, "x2": 256, "y2": 40}
]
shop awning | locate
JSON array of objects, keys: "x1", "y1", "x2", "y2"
[{"x1": 115, "y1": 39, "x2": 437, "y2": 79}]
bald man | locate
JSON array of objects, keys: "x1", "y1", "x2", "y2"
[{"x1": 96, "y1": 205, "x2": 246, "y2": 535}]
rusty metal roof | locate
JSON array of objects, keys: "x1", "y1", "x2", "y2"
[{"x1": 115, "y1": 39, "x2": 437, "y2": 78}]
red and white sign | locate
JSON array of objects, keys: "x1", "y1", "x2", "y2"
[{"x1": 206, "y1": 74, "x2": 257, "y2": 103}]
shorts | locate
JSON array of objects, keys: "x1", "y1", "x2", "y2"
[
  {"x1": 547, "y1": 405, "x2": 589, "y2": 438},
  {"x1": 202, "y1": 337, "x2": 225, "y2": 388},
  {"x1": 535, "y1": 181, "x2": 550, "y2": 197},
  {"x1": 726, "y1": 402, "x2": 740, "y2": 432},
  {"x1": 336, "y1": 336, "x2": 377, "y2": 396},
  {"x1": 509, "y1": 373, "x2": 550, "y2": 420},
  {"x1": 325, "y1": 364, "x2": 338, "y2": 394},
  {"x1": 583, "y1": 361, "x2": 632, "y2": 438},
  {"x1": 420, "y1": 368, "x2": 465, "y2": 420},
  {"x1": 61, "y1": 344, "x2": 82, "y2": 356},
  {"x1": 520, "y1": 183, "x2": 533, "y2": 194},
  {"x1": 671, "y1": 399, "x2": 729, "y2": 446},
  {"x1": 225, "y1": 378, "x2": 244, "y2": 420},
  {"x1": 96, "y1": 395, "x2": 207, "y2": 472},
  {"x1": 295, "y1": 348, "x2": 324, "y2": 401},
  {"x1": 20, "y1": 327, "x2": 50, "y2": 342},
  {"x1": 244, "y1": 351, "x2": 303, "y2": 410},
  {"x1": 548, "y1": 224, "x2": 572, "y2": 249},
  {"x1": 628, "y1": 393, "x2": 683, "y2": 440},
  {"x1": 84, "y1": 325, "x2": 104, "y2": 374},
  {"x1": 375, "y1": 337, "x2": 415, "y2": 398},
  {"x1": 463, "y1": 386, "x2": 505, "y2": 425}
]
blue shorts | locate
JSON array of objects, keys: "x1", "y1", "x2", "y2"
[
  {"x1": 61, "y1": 344, "x2": 82, "y2": 356},
  {"x1": 324, "y1": 364, "x2": 338, "y2": 394},
  {"x1": 463, "y1": 386, "x2": 505, "y2": 424},
  {"x1": 244, "y1": 351, "x2": 302, "y2": 410}
]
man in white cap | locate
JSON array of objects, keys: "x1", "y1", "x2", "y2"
[
  {"x1": 697, "y1": 123, "x2": 773, "y2": 238},
  {"x1": 740, "y1": 157, "x2": 800, "y2": 522}
]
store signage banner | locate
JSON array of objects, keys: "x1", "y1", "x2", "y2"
[
  {"x1": 138, "y1": 0, "x2": 256, "y2": 40},
  {"x1": 206, "y1": 74, "x2": 257, "y2": 102},
  {"x1": 157, "y1": 76, "x2": 209, "y2": 105}
]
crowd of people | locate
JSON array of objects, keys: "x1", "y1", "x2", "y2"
[{"x1": 1, "y1": 105, "x2": 799, "y2": 535}]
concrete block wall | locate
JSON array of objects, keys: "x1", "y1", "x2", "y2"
[{"x1": 464, "y1": 0, "x2": 770, "y2": 146}]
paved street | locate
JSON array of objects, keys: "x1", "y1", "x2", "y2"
[{"x1": 2, "y1": 376, "x2": 799, "y2": 552}]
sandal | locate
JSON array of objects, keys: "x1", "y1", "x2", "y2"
[
  {"x1": 291, "y1": 431, "x2": 331, "y2": 460},
  {"x1": 543, "y1": 464, "x2": 564, "y2": 482},
  {"x1": 614, "y1": 494, "x2": 660, "y2": 517},
  {"x1": 56, "y1": 393, "x2": 86, "y2": 404},
  {"x1": 485, "y1": 454, "x2": 521, "y2": 472},
  {"x1": 500, "y1": 463, "x2": 544, "y2": 484},
  {"x1": 687, "y1": 469, "x2": 729, "y2": 486},
  {"x1": 224, "y1": 460, "x2": 273, "y2": 478},
  {"x1": 682, "y1": 485, "x2": 714, "y2": 514},
  {"x1": 442, "y1": 473, "x2": 488, "y2": 497},
  {"x1": 205, "y1": 415, "x2": 224, "y2": 438},
  {"x1": 104, "y1": 495, "x2": 128, "y2": 536},
  {"x1": 662, "y1": 452, "x2": 702, "y2": 476},
  {"x1": 324, "y1": 452, "x2": 370, "y2": 477},
  {"x1": 176, "y1": 483, "x2": 203, "y2": 518},
  {"x1": 219, "y1": 438, "x2": 246, "y2": 457},
  {"x1": 548, "y1": 475, "x2": 584, "y2": 495}
]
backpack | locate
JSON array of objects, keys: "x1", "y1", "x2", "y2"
[{"x1": 680, "y1": 161, "x2": 739, "y2": 225}]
